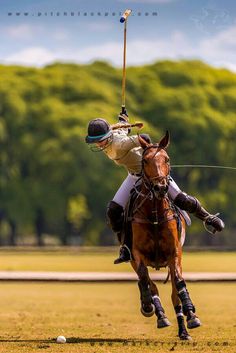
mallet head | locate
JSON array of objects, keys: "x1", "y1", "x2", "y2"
[{"x1": 120, "y1": 9, "x2": 132, "y2": 23}]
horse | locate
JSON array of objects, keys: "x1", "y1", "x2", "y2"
[{"x1": 129, "y1": 131, "x2": 201, "y2": 340}]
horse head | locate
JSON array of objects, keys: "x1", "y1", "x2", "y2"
[{"x1": 139, "y1": 131, "x2": 170, "y2": 198}]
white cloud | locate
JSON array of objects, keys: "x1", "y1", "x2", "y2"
[
  {"x1": 198, "y1": 25, "x2": 236, "y2": 71},
  {"x1": 2, "y1": 25, "x2": 236, "y2": 72},
  {"x1": 75, "y1": 43, "x2": 121, "y2": 65},
  {"x1": 200, "y1": 25, "x2": 236, "y2": 57},
  {"x1": 5, "y1": 47, "x2": 56, "y2": 66},
  {"x1": 3, "y1": 24, "x2": 34, "y2": 40},
  {"x1": 74, "y1": 26, "x2": 236, "y2": 71},
  {"x1": 52, "y1": 30, "x2": 70, "y2": 41},
  {"x1": 86, "y1": 22, "x2": 113, "y2": 32},
  {"x1": 72, "y1": 30, "x2": 193, "y2": 66},
  {"x1": 1, "y1": 24, "x2": 69, "y2": 42}
]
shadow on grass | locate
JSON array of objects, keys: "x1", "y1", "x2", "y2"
[
  {"x1": 0, "y1": 339, "x2": 54, "y2": 343},
  {"x1": 67, "y1": 338, "x2": 152, "y2": 344},
  {"x1": 0, "y1": 337, "x2": 171, "y2": 344}
]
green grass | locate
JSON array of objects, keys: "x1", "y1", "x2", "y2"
[
  {"x1": 0, "y1": 282, "x2": 235, "y2": 353},
  {"x1": 0, "y1": 249, "x2": 235, "y2": 272}
]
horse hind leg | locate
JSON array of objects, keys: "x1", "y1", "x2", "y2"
[
  {"x1": 149, "y1": 279, "x2": 171, "y2": 328},
  {"x1": 137, "y1": 262, "x2": 155, "y2": 317}
]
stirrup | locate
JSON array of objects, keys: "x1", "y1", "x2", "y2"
[{"x1": 203, "y1": 213, "x2": 223, "y2": 235}]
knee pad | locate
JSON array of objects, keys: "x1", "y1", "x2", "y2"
[
  {"x1": 174, "y1": 192, "x2": 198, "y2": 213},
  {"x1": 107, "y1": 201, "x2": 124, "y2": 220},
  {"x1": 106, "y1": 201, "x2": 124, "y2": 232}
]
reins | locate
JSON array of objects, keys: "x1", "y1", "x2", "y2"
[{"x1": 171, "y1": 164, "x2": 236, "y2": 171}]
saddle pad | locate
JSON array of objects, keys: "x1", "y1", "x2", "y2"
[
  {"x1": 177, "y1": 208, "x2": 191, "y2": 226},
  {"x1": 176, "y1": 208, "x2": 191, "y2": 246},
  {"x1": 180, "y1": 221, "x2": 186, "y2": 246}
]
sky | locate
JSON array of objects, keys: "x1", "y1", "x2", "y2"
[{"x1": 0, "y1": 0, "x2": 236, "y2": 71}]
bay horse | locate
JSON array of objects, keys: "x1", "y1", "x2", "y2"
[{"x1": 129, "y1": 131, "x2": 201, "y2": 340}]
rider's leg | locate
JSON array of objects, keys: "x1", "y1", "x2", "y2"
[
  {"x1": 107, "y1": 174, "x2": 138, "y2": 264},
  {"x1": 168, "y1": 177, "x2": 225, "y2": 233},
  {"x1": 106, "y1": 200, "x2": 132, "y2": 263}
]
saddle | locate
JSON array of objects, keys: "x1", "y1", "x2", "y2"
[{"x1": 122, "y1": 181, "x2": 187, "y2": 251}]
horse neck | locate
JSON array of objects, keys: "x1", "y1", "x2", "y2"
[{"x1": 155, "y1": 196, "x2": 171, "y2": 213}]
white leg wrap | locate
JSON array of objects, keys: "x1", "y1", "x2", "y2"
[
  {"x1": 152, "y1": 295, "x2": 161, "y2": 301},
  {"x1": 176, "y1": 312, "x2": 184, "y2": 317}
]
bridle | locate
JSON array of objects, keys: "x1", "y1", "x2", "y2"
[
  {"x1": 141, "y1": 144, "x2": 170, "y2": 198},
  {"x1": 132, "y1": 145, "x2": 176, "y2": 226}
]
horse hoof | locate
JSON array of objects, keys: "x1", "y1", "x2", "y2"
[
  {"x1": 180, "y1": 333, "x2": 192, "y2": 340},
  {"x1": 187, "y1": 317, "x2": 201, "y2": 329},
  {"x1": 140, "y1": 303, "x2": 155, "y2": 317},
  {"x1": 157, "y1": 317, "x2": 171, "y2": 328}
]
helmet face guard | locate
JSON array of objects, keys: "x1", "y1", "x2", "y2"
[{"x1": 89, "y1": 134, "x2": 113, "y2": 152}]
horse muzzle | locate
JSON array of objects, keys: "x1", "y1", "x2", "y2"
[{"x1": 153, "y1": 184, "x2": 169, "y2": 198}]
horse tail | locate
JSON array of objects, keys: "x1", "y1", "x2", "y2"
[{"x1": 163, "y1": 267, "x2": 170, "y2": 284}]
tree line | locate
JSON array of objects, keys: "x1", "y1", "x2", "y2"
[{"x1": 0, "y1": 60, "x2": 235, "y2": 247}]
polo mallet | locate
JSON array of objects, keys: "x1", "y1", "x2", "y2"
[
  {"x1": 120, "y1": 9, "x2": 132, "y2": 116},
  {"x1": 111, "y1": 122, "x2": 143, "y2": 130}
]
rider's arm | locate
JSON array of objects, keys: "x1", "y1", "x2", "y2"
[
  {"x1": 114, "y1": 131, "x2": 152, "y2": 151},
  {"x1": 113, "y1": 131, "x2": 140, "y2": 151}
]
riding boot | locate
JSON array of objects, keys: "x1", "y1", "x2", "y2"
[
  {"x1": 107, "y1": 200, "x2": 132, "y2": 264},
  {"x1": 114, "y1": 242, "x2": 132, "y2": 264},
  {"x1": 174, "y1": 192, "x2": 225, "y2": 233}
]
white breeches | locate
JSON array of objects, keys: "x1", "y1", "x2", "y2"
[
  {"x1": 113, "y1": 174, "x2": 139, "y2": 208},
  {"x1": 112, "y1": 174, "x2": 181, "y2": 207},
  {"x1": 112, "y1": 174, "x2": 191, "y2": 226}
]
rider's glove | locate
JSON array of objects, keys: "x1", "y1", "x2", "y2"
[
  {"x1": 118, "y1": 107, "x2": 129, "y2": 123},
  {"x1": 118, "y1": 107, "x2": 130, "y2": 133}
]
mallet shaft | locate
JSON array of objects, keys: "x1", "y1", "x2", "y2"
[
  {"x1": 122, "y1": 20, "x2": 127, "y2": 109},
  {"x1": 120, "y1": 9, "x2": 132, "y2": 112},
  {"x1": 111, "y1": 122, "x2": 143, "y2": 130}
]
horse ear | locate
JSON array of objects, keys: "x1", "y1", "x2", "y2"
[
  {"x1": 158, "y1": 131, "x2": 170, "y2": 149},
  {"x1": 138, "y1": 134, "x2": 150, "y2": 149}
]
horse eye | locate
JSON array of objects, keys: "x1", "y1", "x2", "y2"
[
  {"x1": 166, "y1": 157, "x2": 170, "y2": 163},
  {"x1": 143, "y1": 159, "x2": 148, "y2": 164}
]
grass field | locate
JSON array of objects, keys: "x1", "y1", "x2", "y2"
[
  {"x1": 0, "y1": 282, "x2": 235, "y2": 353},
  {"x1": 0, "y1": 249, "x2": 235, "y2": 273}
]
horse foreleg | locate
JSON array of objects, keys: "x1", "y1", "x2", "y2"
[
  {"x1": 131, "y1": 260, "x2": 155, "y2": 317},
  {"x1": 149, "y1": 279, "x2": 171, "y2": 328},
  {"x1": 170, "y1": 268, "x2": 191, "y2": 340},
  {"x1": 170, "y1": 258, "x2": 201, "y2": 331}
]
